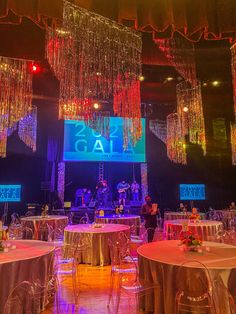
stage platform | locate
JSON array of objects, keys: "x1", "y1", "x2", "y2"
[{"x1": 52, "y1": 204, "x2": 142, "y2": 223}]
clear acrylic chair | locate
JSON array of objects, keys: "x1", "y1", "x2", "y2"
[
  {"x1": 37, "y1": 223, "x2": 54, "y2": 241},
  {"x1": 107, "y1": 232, "x2": 137, "y2": 311},
  {"x1": 9, "y1": 225, "x2": 34, "y2": 240},
  {"x1": 32, "y1": 251, "x2": 60, "y2": 314},
  {"x1": 212, "y1": 275, "x2": 235, "y2": 314},
  {"x1": 79, "y1": 213, "x2": 90, "y2": 224},
  {"x1": 4, "y1": 281, "x2": 35, "y2": 314},
  {"x1": 175, "y1": 260, "x2": 216, "y2": 314},
  {"x1": 25, "y1": 211, "x2": 34, "y2": 217},
  {"x1": 59, "y1": 237, "x2": 92, "y2": 307},
  {"x1": 108, "y1": 232, "x2": 159, "y2": 313}
]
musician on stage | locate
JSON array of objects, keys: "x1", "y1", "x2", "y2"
[
  {"x1": 117, "y1": 180, "x2": 130, "y2": 206},
  {"x1": 131, "y1": 180, "x2": 140, "y2": 201},
  {"x1": 96, "y1": 180, "x2": 110, "y2": 208}
]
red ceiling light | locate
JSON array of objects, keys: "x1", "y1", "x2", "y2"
[{"x1": 30, "y1": 63, "x2": 41, "y2": 74}]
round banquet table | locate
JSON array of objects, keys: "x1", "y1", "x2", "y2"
[
  {"x1": 21, "y1": 215, "x2": 68, "y2": 240},
  {"x1": 0, "y1": 240, "x2": 55, "y2": 313},
  {"x1": 138, "y1": 240, "x2": 236, "y2": 314},
  {"x1": 164, "y1": 211, "x2": 206, "y2": 220},
  {"x1": 164, "y1": 219, "x2": 223, "y2": 241},
  {"x1": 95, "y1": 214, "x2": 141, "y2": 235},
  {"x1": 64, "y1": 223, "x2": 130, "y2": 266}
]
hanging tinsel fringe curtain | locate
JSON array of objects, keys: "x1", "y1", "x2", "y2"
[
  {"x1": 156, "y1": 34, "x2": 197, "y2": 86},
  {"x1": 149, "y1": 119, "x2": 167, "y2": 144},
  {"x1": 46, "y1": 1, "x2": 142, "y2": 148},
  {"x1": 231, "y1": 43, "x2": 236, "y2": 120},
  {"x1": 0, "y1": 56, "x2": 33, "y2": 158},
  {"x1": 176, "y1": 81, "x2": 206, "y2": 155},
  {"x1": 230, "y1": 44, "x2": 236, "y2": 165},
  {"x1": 231, "y1": 123, "x2": 236, "y2": 165},
  {"x1": 18, "y1": 106, "x2": 37, "y2": 152},
  {"x1": 0, "y1": 56, "x2": 32, "y2": 129},
  {"x1": 166, "y1": 113, "x2": 187, "y2": 165},
  {"x1": 0, "y1": 129, "x2": 7, "y2": 158}
]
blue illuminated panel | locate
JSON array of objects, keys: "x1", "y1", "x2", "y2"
[
  {"x1": 63, "y1": 117, "x2": 146, "y2": 163},
  {"x1": 0, "y1": 185, "x2": 21, "y2": 202},
  {"x1": 179, "y1": 184, "x2": 206, "y2": 200}
]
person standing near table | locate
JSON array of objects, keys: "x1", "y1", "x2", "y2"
[{"x1": 140, "y1": 195, "x2": 158, "y2": 242}]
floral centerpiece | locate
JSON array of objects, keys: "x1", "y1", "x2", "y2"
[
  {"x1": 179, "y1": 230, "x2": 202, "y2": 252},
  {"x1": 189, "y1": 207, "x2": 201, "y2": 222},
  {"x1": 179, "y1": 221, "x2": 202, "y2": 252}
]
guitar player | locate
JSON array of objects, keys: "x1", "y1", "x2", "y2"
[{"x1": 116, "y1": 180, "x2": 130, "y2": 206}]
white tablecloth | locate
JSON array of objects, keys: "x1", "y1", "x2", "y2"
[
  {"x1": 64, "y1": 223, "x2": 130, "y2": 266},
  {"x1": 164, "y1": 219, "x2": 223, "y2": 240},
  {"x1": 138, "y1": 240, "x2": 236, "y2": 314},
  {"x1": 21, "y1": 215, "x2": 68, "y2": 240},
  {"x1": 0, "y1": 240, "x2": 55, "y2": 313}
]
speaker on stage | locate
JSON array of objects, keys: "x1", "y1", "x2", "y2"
[{"x1": 88, "y1": 200, "x2": 96, "y2": 208}]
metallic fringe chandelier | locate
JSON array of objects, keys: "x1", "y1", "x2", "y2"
[
  {"x1": 156, "y1": 33, "x2": 206, "y2": 163},
  {"x1": 46, "y1": 1, "x2": 142, "y2": 149},
  {"x1": 156, "y1": 33, "x2": 197, "y2": 86},
  {"x1": 176, "y1": 81, "x2": 206, "y2": 155},
  {"x1": 0, "y1": 56, "x2": 35, "y2": 158},
  {"x1": 167, "y1": 113, "x2": 187, "y2": 165},
  {"x1": 230, "y1": 43, "x2": 236, "y2": 165}
]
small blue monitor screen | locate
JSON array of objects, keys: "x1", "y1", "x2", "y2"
[
  {"x1": 179, "y1": 184, "x2": 205, "y2": 200},
  {"x1": 0, "y1": 185, "x2": 21, "y2": 202},
  {"x1": 63, "y1": 117, "x2": 146, "y2": 163}
]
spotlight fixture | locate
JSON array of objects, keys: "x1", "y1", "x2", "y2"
[
  {"x1": 203, "y1": 82, "x2": 207, "y2": 87},
  {"x1": 166, "y1": 76, "x2": 174, "y2": 82},
  {"x1": 139, "y1": 75, "x2": 145, "y2": 82},
  {"x1": 30, "y1": 63, "x2": 41, "y2": 74},
  {"x1": 212, "y1": 80, "x2": 220, "y2": 87},
  {"x1": 93, "y1": 102, "x2": 100, "y2": 109},
  {"x1": 183, "y1": 106, "x2": 189, "y2": 112}
]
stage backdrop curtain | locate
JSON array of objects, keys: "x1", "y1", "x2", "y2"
[{"x1": 0, "y1": 0, "x2": 236, "y2": 41}]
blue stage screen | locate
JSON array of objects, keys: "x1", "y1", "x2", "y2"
[
  {"x1": 0, "y1": 185, "x2": 21, "y2": 202},
  {"x1": 179, "y1": 184, "x2": 206, "y2": 200},
  {"x1": 63, "y1": 117, "x2": 146, "y2": 163}
]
